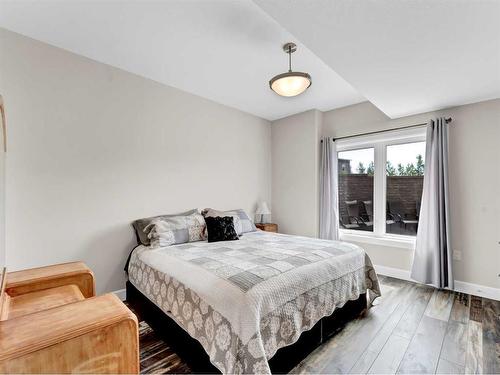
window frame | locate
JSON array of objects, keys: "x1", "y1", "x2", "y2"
[{"x1": 336, "y1": 127, "x2": 426, "y2": 249}]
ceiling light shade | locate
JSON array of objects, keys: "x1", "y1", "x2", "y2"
[
  {"x1": 270, "y1": 72, "x2": 312, "y2": 97},
  {"x1": 269, "y1": 42, "x2": 311, "y2": 97}
]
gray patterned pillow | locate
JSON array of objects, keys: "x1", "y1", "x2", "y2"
[
  {"x1": 145, "y1": 212, "x2": 207, "y2": 248},
  {"x1": 132, "y1": 209, "x2": 198, "y2": 246},
  {"x1": 202, "y1": 208, "x2": 256, "y2": 235}
]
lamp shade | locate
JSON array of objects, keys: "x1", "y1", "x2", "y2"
[
  {"x1": 256, "y1": 202, "x2": 271, "y2": 215},
  {"x1": 270, "y1": 72, "x2": 311, "y2": 97}
]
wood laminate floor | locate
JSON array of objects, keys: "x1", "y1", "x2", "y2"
[
  {"x1": 131, "y1": 276, "x2": 500, "y2": 374},
  {"x1": 137, "y1": 320, "x2": 192, "y2": 374}
]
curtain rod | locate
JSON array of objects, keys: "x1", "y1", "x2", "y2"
[{"x1": 321, "y1": 117, "x2": 452, "y2": 143}]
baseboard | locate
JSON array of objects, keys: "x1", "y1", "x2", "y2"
[
  {"x1": 113, "y1": 288, "x2": 126, "y2": 301},
  {"x1": 374, "y1": 265, "x2": 414, "y2": 282},
  {"x1": 454, "y1": 281, "x2": 500, "y2": 301},
  {"x1": 374, "y1": 264, "x2": 500, "y2": 301}
]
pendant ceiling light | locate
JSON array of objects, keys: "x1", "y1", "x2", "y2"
[{"x1": 269, "y1": 42, "x2": 311, "y2": 97}]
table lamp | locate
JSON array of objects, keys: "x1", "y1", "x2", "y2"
[{"x1": 256, "y1": 202, "x2": 271, "y2": 224}]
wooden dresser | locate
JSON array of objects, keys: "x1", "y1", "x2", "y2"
[{"x1": 0, "y1": 262, "x2": 139, "y2": 374}]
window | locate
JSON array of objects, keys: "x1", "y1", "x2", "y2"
[
  {"x1": 336, "y1": 128, "x2": 426, "y2": 243},
  {"x1": 338, "y1": 148, "x2": 374, "y2": 232},
  {"x1": 386, "y1": 142, "x2": 425, "y2": 236}
]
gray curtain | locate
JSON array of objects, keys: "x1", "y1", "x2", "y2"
[
  {"x1": 411, "y1": 118, "x2": 453, "y2": 289},
  {"x1": 319, "y1": 138, "x2": 340, "y2": 240}
]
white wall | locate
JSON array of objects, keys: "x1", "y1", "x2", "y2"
[
  {"x1": 322, "y1": 99, "x2": 500, "y2": 290},
  {"x1": 271, "y1": 110, "x2": 321, "y2": 237},
  {"x1": 0, "y1": 29, "x2": 271, "y2": 293}
]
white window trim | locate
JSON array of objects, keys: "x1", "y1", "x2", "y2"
[
  {"x1": 336, "y1": 126, "x2": 426, "y2": 250},
  {"x1": 339, "y1": 231, "x2": 416, "y2": 250}
]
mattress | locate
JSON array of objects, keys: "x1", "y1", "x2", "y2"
[{"x1": 128, "y1": 231, "x2": 380, "y2": 374}]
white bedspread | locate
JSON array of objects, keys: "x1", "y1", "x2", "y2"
[{"x1": 128, "y1": 231, "x2": 380, "y2": 374}]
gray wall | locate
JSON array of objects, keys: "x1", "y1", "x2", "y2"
[
  {"x1": 271, "y1": 110, "x2": 321, "y2": 237},
  {"x1": 0, "y1": 29, "x2": 272, "y2": 293}
]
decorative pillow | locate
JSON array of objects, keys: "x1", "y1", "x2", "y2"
[
  {"x1": 132, "y1": 209, "x2": 198, "y2": 246},
  {"x1": 144, "y1": 212, "x2": 206, "y2": 248},
  {"x1": 202, "y1": 208, "x2": 256, "y2": 235},
  {"x1": 205, "y1": 216, "x2": 239, "y2": 243}
]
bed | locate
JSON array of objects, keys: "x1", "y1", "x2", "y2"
[{"x1": 126, "y1": 230, "x2": 380, "y2": 374}]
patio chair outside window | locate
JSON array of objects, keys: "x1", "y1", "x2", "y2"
[
  {"x1": 361, "y1": 200, "x2": 374, "y2": 229},
  {"x1": 387, "y1": 200, "x2": 419, "y2": 235},
  {"x1": 345, "y1": 200, "x2": 372, "y2": 231}
]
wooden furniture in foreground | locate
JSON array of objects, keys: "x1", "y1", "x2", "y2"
[
  {"x1": 255, "y1": 222, "x2": 278, "y2": 232},
  {"x1": 0, "y1": 262, "x2": 139, "y2": 374},
  {"x1": 5, "y1": 261, "x2": 95, "y2": 299}
]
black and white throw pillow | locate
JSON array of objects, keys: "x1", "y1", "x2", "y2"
[{"x1": 205, "y1": 216, "x2": 239, "y2": 243}]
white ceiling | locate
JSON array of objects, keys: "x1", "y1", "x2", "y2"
[
  {"x1": 0, "y1": 0, "x2": 364, "y2": 121},
  {"x1": 1, "y1": 1, "x2": 498, "y2": 121},
  {"x1": 254, "y1": 0, "x2": 500, "y2": 118}
]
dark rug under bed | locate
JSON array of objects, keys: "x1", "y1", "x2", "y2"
[{"x1": 138, "y1": 319, "x2": 192, "y2": 374}]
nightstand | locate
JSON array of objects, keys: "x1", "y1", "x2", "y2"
[{"x1": 255, "y1": 223, "x2": 278, "y2": 233}]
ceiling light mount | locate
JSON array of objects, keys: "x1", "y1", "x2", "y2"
[
  {"x1": 269, "y1": 42, "x2": 311, "y2": 97},
  {"x1": 282, "y1": 42, "x2": 297, "y2": 55}
]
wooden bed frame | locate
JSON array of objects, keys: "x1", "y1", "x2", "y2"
[{"x1": 126, "y1": 281, "x2": 367, "y2": 374}]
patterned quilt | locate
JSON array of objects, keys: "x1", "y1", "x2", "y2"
[{"x1": 128, "y1": 231, "x2": 380, "y2": 374}]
